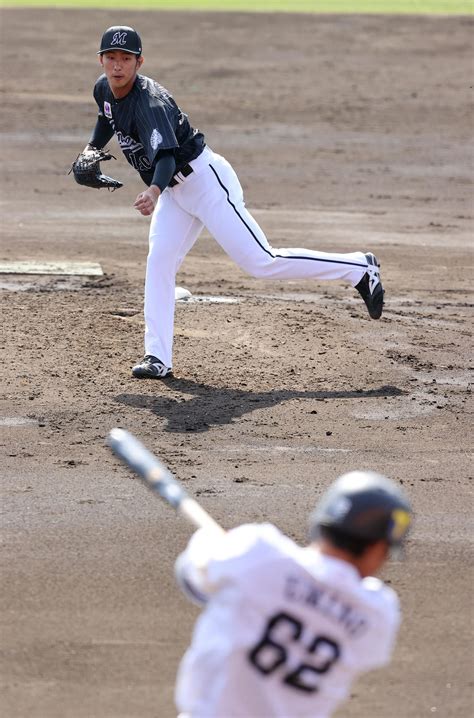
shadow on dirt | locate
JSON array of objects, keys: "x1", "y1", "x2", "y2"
[{"x1": 115, "y1": 379, "x2": 403, "y2": 434}]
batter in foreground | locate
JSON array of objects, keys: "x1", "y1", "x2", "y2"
[
  {"x1": 75, "y1": 26, "x2": 385, "y2": 379},
  {"x1": 175, "y1": 471, "x2": 412, "y2": 717}
]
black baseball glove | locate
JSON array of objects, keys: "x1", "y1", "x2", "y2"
[{"x1": 69, "y1": 147, "x2": 123, "y2": 190}]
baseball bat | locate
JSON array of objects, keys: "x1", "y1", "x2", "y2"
[{"x1": 107, "y1": 428, "x2": 225, "y2": 535}]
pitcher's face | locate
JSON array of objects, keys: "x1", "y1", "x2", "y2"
[{"x1": 100, "y1": 50, "x2": 143, "y2": 98}]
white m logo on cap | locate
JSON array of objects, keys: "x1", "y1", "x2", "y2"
[{"x1": 111, "y1": 31, "x2": 127, "y2": 46}]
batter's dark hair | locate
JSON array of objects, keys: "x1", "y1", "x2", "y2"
[{"x1": 318, "y1": 525, "x2": 380, "y2": 558}]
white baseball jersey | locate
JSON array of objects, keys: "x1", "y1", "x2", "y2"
[{"x1": 174, "y1": 523, "x2": 400, "y2": 718}]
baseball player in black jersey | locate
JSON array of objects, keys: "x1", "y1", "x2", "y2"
[{"x1": 77, "y1": 26, "x2": 384, "y2": 379}]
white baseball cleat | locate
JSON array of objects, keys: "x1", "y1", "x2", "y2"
[{"x1": 132, "y1": 355, "x2": 172, "y2": 379}]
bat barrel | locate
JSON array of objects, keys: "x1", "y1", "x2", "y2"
[
  {"x1": 108, "y1": 428, "x2": 169, "y2": 480},
  {"x1": 107, "y1": 428, "x2": 225, "y2": 533}
]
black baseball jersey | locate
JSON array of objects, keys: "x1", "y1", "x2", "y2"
[{"x1": 92, "y1": 74, "x2": 205, "y2": 186}]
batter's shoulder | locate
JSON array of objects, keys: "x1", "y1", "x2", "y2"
[
  {"x1": 361, "y1": 576, "x2": 400, "y2": 621},
  {"x1": 224, "y1": 523, "x2": 297, "y2": 562}
]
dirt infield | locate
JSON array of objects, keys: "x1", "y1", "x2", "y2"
[{"x1": 1, "y1": 8, "x2": 473, "y2": 718}]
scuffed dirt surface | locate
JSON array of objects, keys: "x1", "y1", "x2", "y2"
[{"x1": 1, "y1": 9, "x2": 473, "y2": 718}]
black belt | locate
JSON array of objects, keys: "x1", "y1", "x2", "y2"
[{"x1": 169, "y1": 163, "x2": 194, "y2": 187}]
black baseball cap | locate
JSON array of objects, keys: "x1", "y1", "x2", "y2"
[{"x1": 98, "y1": 26, "x2": 142, "y2": 56}]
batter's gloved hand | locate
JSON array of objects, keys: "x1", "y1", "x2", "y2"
[{"x1": 69, "y1": 147, "x2": 123, "y2": 191}]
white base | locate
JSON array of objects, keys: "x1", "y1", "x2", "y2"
[{"x1": 175, "y1": 286, "x2": 192, "y2": 301}]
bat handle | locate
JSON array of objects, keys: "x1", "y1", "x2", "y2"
[{"x1": 180, "y1": 497, "x2": 226, "y2": 536}]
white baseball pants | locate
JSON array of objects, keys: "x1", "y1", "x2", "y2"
[{"x1": 144, "y1": 146, "x2": 368, "y2": 368}]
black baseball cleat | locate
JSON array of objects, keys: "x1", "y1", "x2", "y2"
[
  {"x1": 132, "y1": 355, "x2": 172, "y2": 379},
  {"x1": 355, "y1": 253, "x2": 384, "y2": 319}
]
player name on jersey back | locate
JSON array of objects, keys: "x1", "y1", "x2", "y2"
[{"x1": 175, "y1": 523, "x2": 400, "y2": 717}]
